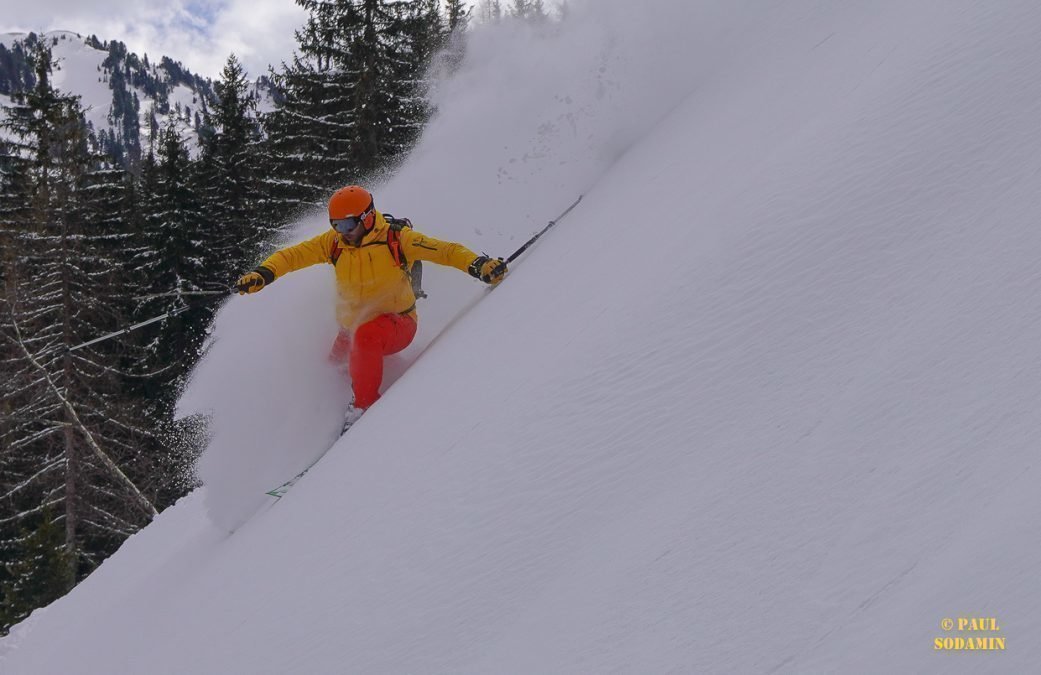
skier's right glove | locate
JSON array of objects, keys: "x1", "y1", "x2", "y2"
[
  {"x1": 468, "y1": 256, "x2": 507, "y2": 285},
  {"x1": 236, "y1": 267, "x2": 275, "y2": 294}
]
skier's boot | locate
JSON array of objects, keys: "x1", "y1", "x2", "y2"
[{"x1": 341, "y1": 399, "x2": 366, "y2": 434}]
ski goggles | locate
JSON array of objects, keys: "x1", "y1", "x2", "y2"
[
  {"x1": 330, "y1": 216, "x2": 366, "y2": 234},
  {"x1": 330, "y1": 202, "x2": 375, "y2": 234}
]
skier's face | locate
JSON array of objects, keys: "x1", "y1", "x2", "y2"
[
  {"x1": 331, "y1": 216, "x2": 368, "y2": 247},
  {"x1": 343, "y1": 222, "x2": 367, "y2": 247}
]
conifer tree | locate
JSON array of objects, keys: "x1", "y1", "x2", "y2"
[
  {"x1": 259, "y1": 0, "x2": 357, "y2": 219},
  {"x1": 477, "y1": 0, "x2": 504, "y2": 23},
  {"x1": 439, "y1": 0, "x2": 470, "y2": 75},
  {"x1": 259, "y1": 59, "x2": 339, "y2": 220},
  {"x1": 0, "y1": 44, "x2": 159, "y2": 634},
  {"x1": 121, "y1": 126, "x2": 211, "y2": 515},
  {"x1": 394, "y1": 0, "x2": 445, "y2": 144},
  {"x1": 508, "y1": 0, "x2": 548, "y2": 22},
  {"x1": 132, "y1": 122, "x2": 209, "y2": 408},
  {"x1": 531, "y1": 0, "x2": 549, "y2": 22},
  {"x1": 262, "y1": 0, "x2": 444, "y2": 218},
  {"x1": 509, "y1": 0, "x2": 529, "y2": 17},
  {"x1": 445, "y1": 0, "x2": 470, "y2": 33},
  {"x1": 197, "y1": 55, "x2": 267, "y2": 283},
  {"x1": 0, "y1": 510, "x2": 74, "y2": 632}
]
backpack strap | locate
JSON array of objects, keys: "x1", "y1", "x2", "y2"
[
  {"x1": 383, "y1": 214, "x2": 411, "y2": 270},
  {"x1": 386, "y1": 227, "x2": 405, "y2": 269},
  {"x1": 383, "y1": 214, "x2": 428, "y2": 300}
]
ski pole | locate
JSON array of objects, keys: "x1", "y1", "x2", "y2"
[
  {"x1": 64, "y1": 290, "x2": 231, "y2": 354},
  {"x1": 505, "y1": 194, "x2": 583, "y2": 265},
  {"x1": 132, "y1": 289, "x2": 231, "y2": 301}
]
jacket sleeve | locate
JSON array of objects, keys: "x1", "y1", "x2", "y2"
[
  {"x1": 399, "y1": 228, "x2": 480, "y2": 273},
  {"x1": 259, "y1": 230, "x2": 336, "y2": 279}
]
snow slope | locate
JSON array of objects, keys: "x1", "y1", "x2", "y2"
[{"x1": 3, "y1": 1, "x2": 1040, "y2": 672}]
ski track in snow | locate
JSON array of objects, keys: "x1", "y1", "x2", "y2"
[{"x1": 3, "y1": 1, "x2": 1041, "y2": 673}]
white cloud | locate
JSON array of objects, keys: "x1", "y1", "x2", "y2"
[{"x1": 1, "y1": 0, "x2": 308, "y2": 79}]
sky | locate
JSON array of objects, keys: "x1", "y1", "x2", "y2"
[{"x1": 0, "y1": 0, "x2": 311, "y2": 79}]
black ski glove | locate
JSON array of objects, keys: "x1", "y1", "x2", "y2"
[
  {"x1": 468, "y1": 256, "x2": 507, "y2": 285},
  {"x1": 236, "y1": 266, "x2": 275, "y2": 294}
]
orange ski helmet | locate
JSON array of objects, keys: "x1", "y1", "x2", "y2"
[{"x1": 328, "y1": 185, "x2": 376, "y2": 232}]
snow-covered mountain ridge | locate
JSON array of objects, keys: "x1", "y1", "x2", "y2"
[
  {"x1": 0, "y1": 30, "x2": 275, "y2": 163},
  {"x1": 2, "y1": 1, "x2": 1039, "y2": 673}
]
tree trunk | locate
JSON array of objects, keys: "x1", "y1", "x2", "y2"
[
  {"x1": 62, "y1": 373, "x2": 78, "y2": 590},
  {"x1": 61, "y1": 205, "x2": 78, "y2": 589}
]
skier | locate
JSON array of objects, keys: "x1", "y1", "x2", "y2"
[{"x1": 236, "y1": 185, "x2": 507, "y2": 431}]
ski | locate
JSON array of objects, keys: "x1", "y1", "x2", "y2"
[
  {"x1": 265, "y1": 409, "x2": 363, "y2": 499},
  {"x1": 265, "y1": 460, "x2": 321, "y2": 499}
]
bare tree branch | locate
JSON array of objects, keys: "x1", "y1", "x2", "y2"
[{"x1": 7, "y1": 310, "x2": 158, "y2": 519}]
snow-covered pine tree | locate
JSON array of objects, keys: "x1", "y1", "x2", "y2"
[
  {"x1": 0, "y1": 35, "x2": 38, "y2": 97},
  {"x1": 0, "y1": 508, "x2": 73, "y2": 633},
  {"x1": 0, "y1": 43, "x2": 159, "y2": 632},
  {"x1": 76, "y1": 164, "x2": 191, "y2": 512},
  {"x1": 261, "y1": 0, "x2": 444, "y2": 220},
  {"x1": 508, "y1": 0, "x2": 549, "y2": 23},
  {"x1": 259, "y1": 1, "x2": 356, "y2": 220},
  {"x1": 131, "y1": 122, "x2": 210, "y2": 414},
  {"x1": 530, "y1": 0, "x2": 550, "y2": 23},
  {"x1": 445, "y1": 0, "x2": 470, "y2": 32},
  {"x1": 0, "y1": 64, "x2": 38, "y2": 625},
  {"x1": 113, "y1": 134, "x2": 206, "y2": 528},
  {"x1": 392, "y1": 0, "x2": 444, "y2": 150},
  {"x1": 476, "y1": 0, "x2": 504, "y2": 24},
  {"x1": 439, "y1": 0, "x2": 471, "y2": 74},
  {"x1": 104, "y1": 62, "x2": 143, "y2": 166},
  {"x1": 363, "y1": 0, "x2": 444, "y2": 160},
  {"x1": 197, "y1": 55, "x2": 268, "y2": 285},
  {"x1": 508, "y1": 0, "x2": 530, "y2": 18}
]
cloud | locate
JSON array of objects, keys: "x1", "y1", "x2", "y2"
[{"x1": 1, "y1": 0, "x2": 308, "y2": 79}]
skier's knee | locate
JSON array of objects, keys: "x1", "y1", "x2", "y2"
[{"x1": 353, "y1": 322, "x2": 384, "y2": 349}]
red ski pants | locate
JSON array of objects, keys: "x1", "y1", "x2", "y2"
[{"x1": 329, "y1": 313, "x2": 418, "y2": 409}]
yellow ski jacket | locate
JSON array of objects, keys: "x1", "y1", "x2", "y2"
[{"x1": 259, "y1": 212, "x2": 479, "y2": 330}]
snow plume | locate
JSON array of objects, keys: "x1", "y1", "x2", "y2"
[
  {"x1": 180, "y1": 0, "x2": 745, "y2": 531},
  {"x1": 382, "y1": 0, "x2": 751, "y2": 223},
  {"x1": 178, "y1": 238, "x2": 345, "y2": 531}
]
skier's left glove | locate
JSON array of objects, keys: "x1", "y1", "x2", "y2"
[{"x1": 468, "y1": 256, "x2": 507, "y2": 285}]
